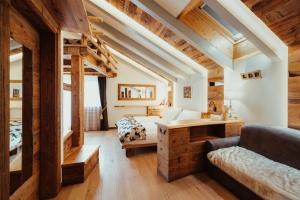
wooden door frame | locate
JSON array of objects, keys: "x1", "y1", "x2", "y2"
[
  {"x1": 0, "y1": 0, "x2": 11, "y2": 199},
  {"x1": 1, "y1": 1, "x2": 62, "y2": 199}
]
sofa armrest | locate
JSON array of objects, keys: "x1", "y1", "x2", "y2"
[{"x1": 206, "y1": 136, "x2": 240, "y2": 152}]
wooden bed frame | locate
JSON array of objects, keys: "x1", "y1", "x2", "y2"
[{"x1": 121, "y1": 134, "x2": 157, "y2": 157}]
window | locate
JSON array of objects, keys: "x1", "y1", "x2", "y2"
[{"x1": 84, "y1": 76, "x2": 101, "y2": 107}]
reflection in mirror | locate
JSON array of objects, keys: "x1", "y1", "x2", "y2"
[
  {"x1": 9, "y1": 38, "x2": 23, "y2": 193},
  {"x1": 118, "y1": 84, "x2": 156, "y2": 100},
  {"x1": 9, "y1": 39, "x2": 23, "y2": 172}
]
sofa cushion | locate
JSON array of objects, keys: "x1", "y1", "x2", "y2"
[
  {"x1": 208, "y1": 146, "x2": 300, "y2": 200},
  {"x1": 240, "y1": 125, "x2": 300, "y2": 170}
]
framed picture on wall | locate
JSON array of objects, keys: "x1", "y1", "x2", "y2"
[
  {"x1": 13, "y1": 89, "x2": 20, "y2": 97},
  {"x1": 184, "y1": 86, "x2": 192, "y2": 98}
]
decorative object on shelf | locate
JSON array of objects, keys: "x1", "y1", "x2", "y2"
[
  {"x1": 225, "y1": 90, "x2": 240, "y2": 119},
  {"x1": 183, "y1": 86, "x2": 192, "y2": 98},
  {"x1": 118, "y1": 84, "x2": 156, "y2": 100},
  {"x1": 208, "y1": 101, "x2": 217, "y2": 113},
  {"x1": 241, "y1": 70, "x2": 262, "y2": 80},
  {"x1": 201, "y1": 112, "x2": 210, "y2": 119}
]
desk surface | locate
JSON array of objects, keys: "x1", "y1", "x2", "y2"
[{"x1": 156, "y1": 118, "x2": 244, "y2": 129}]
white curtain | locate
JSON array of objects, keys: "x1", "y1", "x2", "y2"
[
  {"x1": 84, "y1": 76, "x2": 102, "y2": 131},
  {"x1": 84, "y1": 106, "x2": 101, "y2": 131}
]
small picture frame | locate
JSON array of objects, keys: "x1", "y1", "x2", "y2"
[
  {"x1": 184, "y1": 86, "x2": 192, "y2": 98},
  {"x1": 13, "y1": 89, "x2": 20, "y2": 97}
]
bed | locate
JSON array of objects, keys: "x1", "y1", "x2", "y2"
[
  {"x1": 10, "y1": 120, "x2": 22, "y2": 155},
  {"x1": 117, "y1": 108, "x2": 202, "y2": 156}
]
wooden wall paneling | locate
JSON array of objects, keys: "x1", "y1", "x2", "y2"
[
  {"x1": 288, "y1": 76, "x2": 300, "y2": 130},
  {"x1": 71, "y1": 55, "x2": 84, "y2": 147},
  {"x1": 289, "y1": 45, "x2": 300, "y2": 76},
  {"x1": 288, "y1": 45, "x2": 300, "y2": 130},
  {"x1": 10, "y1": 7, "x2": 39, "y2": 50},
  {"x1": 208, "y1": 67, "x2": 224, "y2": 82},
  {"x1": 0, "y1": 1, "x2": 11, "y2": 199},
  {"x1": 208, "y1": 85, "x2": 224, "y2": 113},
  {"x1": 243, "y1": 0, "x2": 300, "y2": 46},
  {"x1": 11, "y1": 0, "x2": 59, "y2": 33},
  {"x1": 40, "y1": 32, "x2": 61, "y2": 199}
]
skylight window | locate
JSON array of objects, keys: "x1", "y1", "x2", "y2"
[{"x1": 201, "y1": 4, "x2": 244, "y2": 41}]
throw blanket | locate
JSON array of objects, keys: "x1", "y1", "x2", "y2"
[
  {"x1": 10, "y1": 120, "x2": 22, "y2": 152},
  {"x1": 116, "y1": 117, "x2": 146, "y2": 143},
  {"x1": 208, "y1": 146, "x2": 300, "y2": 200}
]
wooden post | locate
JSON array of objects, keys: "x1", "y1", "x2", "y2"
[
  {"x1": 40, "y1": 31, "x2": 61, "y2": 199},
  {"x1": 71, "y1": 55, "x2": 84, "y2": 147},
  {"x1": 0, "y1": 1, "x2": 10, "y2": 199}
]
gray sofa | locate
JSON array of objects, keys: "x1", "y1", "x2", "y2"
[{"x1": 206, "y1": 125, "x2": 300, "y2": 200}]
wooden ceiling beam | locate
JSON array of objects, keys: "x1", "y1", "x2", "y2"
[
  {"x1": 178, "y1": 0, "x2": 204, "y2": 18},
  {"x1": 63, "y1": 67, "x2": 104, "y2": 76},
  {"x1": 204, "y1": 0, "x2": 284, "y2": 60},
  {"x1": 42, "y1": 0, "x2": 89, "y2": 33},
  {"x1": 97, "y1": 22, "x2": 188, "y2": 79},
  {"x1": 63, "y1": 44, "x2": 117, "y2": 77},
  {"x1": 102, "y1": 35, "x2": 177, "y2": 82},
  {"x1": 86, "y1": 1, "x2": 212, "y2": 75},
  {"x1": 88, "y1": 16, "x2": 103, "y2": 23}
]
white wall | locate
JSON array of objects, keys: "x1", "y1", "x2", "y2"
[
  {"x1": 107, "y1": 58, "x2": 168, "y2": 127},
  {"x1": 10, "y1": 59, "x2": 22, "y2": 120},
  {"x1": 225, "y1": 53, "x2": 288, "y2": 126},
  {"x1": 174, "y1": 74, "x2": 207, "y2": 112}
]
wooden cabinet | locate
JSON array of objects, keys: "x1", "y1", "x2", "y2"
[
  {"x1": 225, "y1": 122, "x2": 244, "y2": 137},
  {"x1": 157, "y1": 120, "x2": 244, "y2": 182}
]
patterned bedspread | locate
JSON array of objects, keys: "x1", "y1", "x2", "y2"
[
  {"x1": 10, "y1": 121, "x2": 22, "y2": 152},
  {"x1": 208, "y1": 146, "x2": 300, "y2": 200},
  {"x1": 116, "y1": 117, "x2": 146, "y2": 143}
]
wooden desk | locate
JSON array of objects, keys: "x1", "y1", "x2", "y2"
[{"x1": 156, "y1": 119, "x2": 244, "y2": 182}]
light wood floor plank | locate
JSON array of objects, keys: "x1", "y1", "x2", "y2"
[{"x1": 52, "y1": 130, "x2": 237, "y2": 200}]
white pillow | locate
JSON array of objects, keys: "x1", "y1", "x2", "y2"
[
  {"x1": 176, "y1": 109, "x2": 201, "y2": 120},
  {"x1": 161, "y1": 107, "x2": 182, "y2": 122}
]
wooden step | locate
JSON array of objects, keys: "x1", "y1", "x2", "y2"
[{"x1": 62, "y1": 145, "x2": 100, "y2": 185}]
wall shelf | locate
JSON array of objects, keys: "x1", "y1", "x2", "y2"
[{"x1": 10, "y1": 97, "x2": 22, "y2": 101}]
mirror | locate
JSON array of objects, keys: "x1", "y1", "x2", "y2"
[
  {"x1": 118, "y1": 84, "x2": 156, "y2": 100},
  {"x1": 9, "y1": 38, "x2": 33, "y2": 194},
  {"x1": 9, "y1": 39, "x2": 23, "y2": 193}
]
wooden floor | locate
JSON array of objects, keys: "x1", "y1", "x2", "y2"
[{"x1": 52, "y1": 130, "x2": 237, "y2": 200}]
